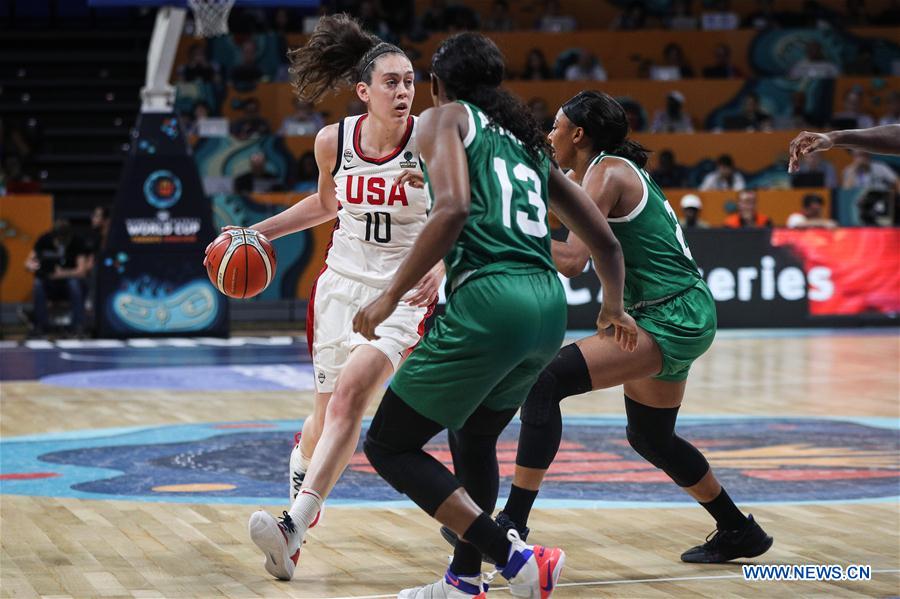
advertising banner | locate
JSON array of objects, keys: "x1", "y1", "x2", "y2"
[{"x1": 562, "y1": 228, "x2": 899, "y2": 329}]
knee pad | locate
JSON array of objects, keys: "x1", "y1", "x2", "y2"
[
  {"x1": 624, "y1": 396, "x2": 709, "y2": 488},
  {"x1": 520, "y1": 344, "x2": 591, "y2": 427}
]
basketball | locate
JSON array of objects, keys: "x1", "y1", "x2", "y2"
[{"x1": 205, "y1": 228, "x2": 276, "y2": 299}]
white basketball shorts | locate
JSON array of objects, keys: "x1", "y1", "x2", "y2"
[{"x1": 306, "y1": 267, "x2": 431, "y2": 393}]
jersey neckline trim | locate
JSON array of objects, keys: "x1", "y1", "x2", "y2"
[
  {"x1": 595, "y1": 153, "x2": 649, "y2": 223},
  {"x1": 461, "y1": 102, "x2": 477, "y2": 148},
  {"x1": 352, "y1": 114, "x2": 414, "y2": 165}
]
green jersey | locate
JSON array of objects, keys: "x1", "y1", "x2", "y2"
[
  {"x1": 423, "y1": 100, "x2": 556, "y2": 293},
  {"x1": 590, "y1": 152, "x2": 702, "y2": 308}
]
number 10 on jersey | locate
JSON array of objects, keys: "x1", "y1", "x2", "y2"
[{"x1": 365, "y1": 211, "x2": 391, "y2": 243}]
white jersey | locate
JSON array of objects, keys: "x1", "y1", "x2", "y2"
[{"x1": 328, "y1": 114, "x2": 427, "y2": 287}]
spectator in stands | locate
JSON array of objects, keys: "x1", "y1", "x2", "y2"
[
  {"x1": 652, "y1": 149, "x2": 689, "y2": 187},
  {"x1": 564, "y1": 50, "x2": 607, "y2": 81},
  {"x1": 235, "y1": 152, "x2": 283, "y2": 194},
  {"x1": 610, "y1": 1, "x2": 647, "y2": 30},
  {"x1": 84, "y1": 205, "x2": 110, "y2": 261},
  {"x1": 278, "y1": 99, "x2": 324, "y2": 136},
  {"x1": 724, "y1": 190, "x2": 772, "y2": 227},
  {"x1": 521, "y1": 48, "x2": 553, "y2": 80},
  {"x1": 700, "y1": 154, "x2": 746, "y2": 190},
  {"x1": 536, "y1": 0, "x2": 576, "y2": 32},
  {"x1": 700, "y1": 0, "x2": 740, "y2": 30},
  {"x1": 788, "y1": 41, "x2": 841, "y2": 79},
  {"x1": 794, "y1": 151, "x2": 838, "y2": 188},
  {"x1": 841, "y1": 150, "x2": 899, "y2": 190},
  {"x1": 1, "y1": 155, "x2": 40, "y2": 194},
  {"x1": 183, "y1": 101, "x2": 212, "y2": 136},
  {"x1": 679, "y1": 194, "x2": 710, "y2": 228},
  {"x1": 421, "y1": 0, "x2": 479, "y2": 32},
  {"x1": 786, "y1": 193, "x2": 837, "y2": 228},
  {"x1": 231, "y1": 39, "x2": 264, "y2": 90},
  {"x1": 650, "y1": 90, "x2": 694, "y2": 133},
  {"x1": 292, "y1": 151, "x2": 319, "y2": 193},
  {"x1": 702, "y1": 43, "x2": 743, "y2": 78},
  {"x1": 527, "y1": 97, "x2": 554, "y2": 133},
  {"x1": 833, "y1": 88, "x2": 875, "y2": 129},
  {"x1": 25, "y1": 219, "x2": 90, "y2": 336},
  {"x1": 179, "y1": 44, "x2": 220, "y2": 83},
  {"x1": 735, "y1": 92, "x2": 773, "y2": 132},
  {"x1": 660, "y1": 42, "x2": 695, "y2": 79},
  {"x1": 357, "y1": 0, "x2": 393, "y2": 41},
  {"x1": 230, "y1": 97, "x2": 271, "y2": 139},
  {"x1": 667, "y1": 0, "x2": 698, "y2": 30},
  {"x1": 773, "y1": 91, "x2": 813, "y2": 130},
  {"x1": 621, "y1": 98, "x2": 647, "y2": 132},
  {"x1": 879, "y1": 91, "x2": 900, "y2": 126},
  {"x1": 486, "y1": 0, "x2": 515, "y2": 31}
]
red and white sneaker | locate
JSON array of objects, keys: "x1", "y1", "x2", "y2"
[
  {"x1": 398, "y1": 569, "x2": 489, "y2": 598},
  {"x1": 499, "y1": 530, "x2": 565, "y2": 598},
  {"x1": 248, "y1": 510, "x2": 301, "y2": 581}
]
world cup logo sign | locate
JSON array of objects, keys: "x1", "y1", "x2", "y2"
[{"x1": 143, "y1": 170, "x2": 183, "y2": 210}]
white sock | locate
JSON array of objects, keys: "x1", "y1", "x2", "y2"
[
  {"x1": 298, "y1": 451, "x2": 312, "y2": 472},
  {"x1": 288, "y1": 488, "x2": 323, "y2": 532}
]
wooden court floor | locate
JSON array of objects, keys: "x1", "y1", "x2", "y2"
[{"x1": 1, "y1": 331, "x2": 899, "y2": 597}]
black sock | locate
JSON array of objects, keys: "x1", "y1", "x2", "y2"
[
  {"x1": 700, "y1": 488, "x2": 748, "y2": 530},
  {"x1": 462, "y1": 512, "x2": 511, "y2": 567},
  {"x1": 449, "y1": 541, "x2": 482, "y2": 575},
  {"x1": 503, "y1": 485, "x2": 538, "y2": 528}
]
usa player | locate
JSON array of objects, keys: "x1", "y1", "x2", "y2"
[{"x1": 205, "y1": 14, "x2": 441, "y2": 580}]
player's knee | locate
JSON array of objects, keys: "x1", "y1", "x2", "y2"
[
  {"x1": 519, "y1": 368, "x2": 558, "y2": 427},
  {"x1": 325, "y1": 386, "x2": 369, "y2": 423},
  {"x1": 625, "y1": 396, "x2": 710, "y2": 488},
  {"x1": 625, "y1": 424, "x2": 672, "y2": 470}
]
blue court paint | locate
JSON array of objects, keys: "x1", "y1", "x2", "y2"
[{"x1": 2, "y1": 417, "x2": 897, "y2": 507}]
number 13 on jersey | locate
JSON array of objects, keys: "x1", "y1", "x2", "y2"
[{"x1": 492, "y1": 157, "x2": 548, "y2": 238}]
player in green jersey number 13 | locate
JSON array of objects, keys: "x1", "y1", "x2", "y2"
[
  {"x1": 457, "y1": 91, "x2": 771, "y2": 566},
  {"x1": 353, "y1": 34, "x2": 636, "y2": 598}
]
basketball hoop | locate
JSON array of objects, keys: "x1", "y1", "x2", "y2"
[{"x1": 187, "y1": 0, "x2": 235, "y2": 38}]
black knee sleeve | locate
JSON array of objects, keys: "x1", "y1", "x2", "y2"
[
  {"x1": 624, "y1": 395, "x2": 709, "y2": 487},
  {"x1": 364, "y1": 388, "x2": 458, "y2": 515},
  {"x1": 519, "y1": 344, "x2": 592, "y2": 427},
  {"x1": 516, "y1": 344, "x2": 592, "y2": 470}
]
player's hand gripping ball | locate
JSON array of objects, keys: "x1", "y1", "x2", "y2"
[{"x1": 204, "y1": 228, "x2": 276, "y2": 298}]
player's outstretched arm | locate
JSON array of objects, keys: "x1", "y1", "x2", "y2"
[
  {"x1": 246, "y1": 124, "x2": 342, "y2": 240},
  {"x1": 788, "y1": 124, "x2": 900, "y2": 172},
  {"x1": 353, "y1": 103, "x2": 470, "y2": 340},
  {"x1": 548, "y1": 165, "x2": 637, "y2": 351}
]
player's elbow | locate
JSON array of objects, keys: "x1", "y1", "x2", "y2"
[
  {"x1": 433, "y1": 195, "x2": 469, "y2": 224},
  {"x1": 558, "y1": 259, "x2": 587, "y2": 279}
]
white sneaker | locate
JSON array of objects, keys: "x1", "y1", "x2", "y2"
[
  {"x1": 249, "y1": 510, "x2": 302, "y2": 581},
  {"x1": 398, "y1": 569, "x2": 488, "y2": 598},
  {"x1": 289, "y1": 432, "x2": 306, "y2": 502},
  {"x1": 499, "y1": 530, "x2": 565, "y2": 598}
]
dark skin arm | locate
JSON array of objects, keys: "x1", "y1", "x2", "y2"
[
  {"x1": 788, "y1": 124, "x2": 900, "y2": 171},
  {"x1": 548, "y1": 164, "x2": 637, "y2": 351},
  {"x1": 352, "y1": 103, "x2": 470, "y2": 340}
]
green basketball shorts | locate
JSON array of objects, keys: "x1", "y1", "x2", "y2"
[
  {"x1": 632, "y1": 281, "x2": 717, "y2": 382},
  {"x1": 390, "y1": 269, "x2": 567, "y2": 430}
]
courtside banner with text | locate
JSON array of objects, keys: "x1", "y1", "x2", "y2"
[{"x1": 562, "y1": 228, "x2": 899, "y2": 329}]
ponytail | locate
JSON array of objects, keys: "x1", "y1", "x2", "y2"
[{"x1": 287, "y1": 13, "x2": 405, "y2": 103}]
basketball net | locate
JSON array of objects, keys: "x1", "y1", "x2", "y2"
[{"x1": 187, "y1": 0, "x2": 235, "y2": 38}]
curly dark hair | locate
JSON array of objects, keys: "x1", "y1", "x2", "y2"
[
  {"x1": 287, "y1": 13, "x2": 407, "y2": 104},
  {"x1": 431, "y1": 32, "x2": 551, "y2": 164},
  {"x1": 562, "y1": 91, "x2": 650, "y2": 168}
]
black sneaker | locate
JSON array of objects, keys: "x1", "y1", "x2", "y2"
[
  {"x1": 439, "y1": 511, "x2": 530, "y2": 565},
  {"x1": 681, "y1": 514, "x2": 773, "y2": 563}
]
